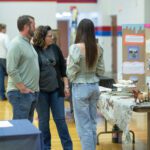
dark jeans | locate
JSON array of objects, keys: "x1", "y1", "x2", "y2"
[
  {"x1": 36, "y1": 89, "x2": 72, "y2": 150},
  {"x1": 0, "y1": 59, "x2": 7, "y2": 100},
  {"x1": 7, "y1": 91, "x2": 39, "y2": 122}
]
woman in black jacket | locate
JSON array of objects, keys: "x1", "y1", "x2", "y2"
[{"x1": 33, "y1": 25, "x2": 72, "y2": 150}]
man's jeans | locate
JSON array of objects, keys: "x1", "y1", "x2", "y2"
[
  {"x1": 72, "y1": 83, "x2": 100, "y2": 150},
  {"x1": 36, "y1": 89, "x2": 72, "y2": 150},
  {"x1": 0, "y1": 60, "x2": 6, "y2": 100},
  {"x1": 7, "y1": 91, "x2": 39, "y2": 122}
]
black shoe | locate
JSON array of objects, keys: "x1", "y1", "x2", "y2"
[
  {"x1": 2, "y1": 98, "x2": 7, "y2": 101},
  {"x1": 0, "y1": 96, "x2": 7, "y2": 101}
]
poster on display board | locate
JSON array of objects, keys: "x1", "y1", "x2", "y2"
[
  {"x1": 123, "y1": 34, "x2": 145, "y2": 45},
  {"x1": 127, "y1": 46, "x2": 140, "y2": 60},
  {"x1": 123, "y1": 62, "x2": 144, "y2": 74}
]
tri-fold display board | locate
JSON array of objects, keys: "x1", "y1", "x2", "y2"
[{"x1": 122, "y1": 24, "x2": 150, "y2": 90}]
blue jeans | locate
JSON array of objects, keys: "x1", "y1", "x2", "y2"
[
  {"x1": 36, "y1": 89, "x2": 72, "y2": 150},
  {"x1": 72, "y1": 83, "x2": 100, "y2": 150},
  {"x1": 0, "y1": 61, "x2": 6, "y2": 100},
  {"x1": 7, "y1": 91, "x2": 39, "y2": 122}
]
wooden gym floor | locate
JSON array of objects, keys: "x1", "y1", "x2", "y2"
[{"x1": 0, "y1": 100, "x2": 147, "y2": 150}]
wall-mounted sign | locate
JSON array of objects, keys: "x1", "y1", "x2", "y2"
[
  {"x1": 0, "y1": 0, "x2": 97, "y2": 2},
  {"x1": 0, "y1": 0, "x2": 55, "y2": 1},
  {"x1": 57, "y1": 0, "x2": 97, "y2": 2}
]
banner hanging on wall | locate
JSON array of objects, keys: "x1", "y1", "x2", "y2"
[{"x1": 0, "y1": 0, "x2": 97, "y2": 2}]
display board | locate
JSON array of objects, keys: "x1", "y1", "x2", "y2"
[
  {"x1": 145, "y1": 24, "x2": 150, "y2": 87},
  {"x1": 122, "y1": 24, "x2": 145, "y2": 89}
]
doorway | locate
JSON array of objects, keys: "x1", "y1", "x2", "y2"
[{"x1": 57, "y1": 20, "x2": 69, "y2": 58}]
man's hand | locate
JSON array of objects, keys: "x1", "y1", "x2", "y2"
[{"x1": 16, "y1": 82, "x2": 34, "y2": 94}]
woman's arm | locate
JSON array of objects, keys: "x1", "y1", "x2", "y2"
[
  {"x1": 67, "y1": 45, "x2": 80, "y2": 82},
  {"x1": 96, "y1": 47, "x2": 105, "y2": 76},
  {"x1": 54, "y1": 44, "x2": 70, "y2": 97},
  {"x1": 63, "y1": 76, "x2": 70, "y2": 97}
]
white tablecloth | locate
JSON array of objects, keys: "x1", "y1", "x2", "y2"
[{"x1": 97, "y1": 92, "x2": 136, "y2": 143}]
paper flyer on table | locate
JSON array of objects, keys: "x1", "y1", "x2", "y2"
[{"x1": 0, "y1": 121, "x2": 13, "y2": 128}]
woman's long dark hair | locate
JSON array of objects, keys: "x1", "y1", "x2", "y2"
[{"x1": 75, "y1": 19, "x2": 98, "y2": 69}]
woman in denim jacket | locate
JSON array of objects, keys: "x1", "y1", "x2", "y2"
[{"x1": 67, "y1": 19, "x2": 105, "y2": 150}]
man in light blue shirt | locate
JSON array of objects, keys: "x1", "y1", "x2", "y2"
[{"x1": 7, "y1": 15, "x2": 39, "y2": 122}]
